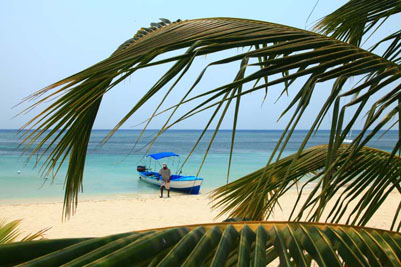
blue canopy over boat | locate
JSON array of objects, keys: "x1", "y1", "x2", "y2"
[{"x1": 146, "y1": 152, "x2": 179, "y2": 160}]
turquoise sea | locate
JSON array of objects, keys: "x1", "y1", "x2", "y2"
[{"x1": 0, "y1": 129, "x2": 397, "y2": 202}]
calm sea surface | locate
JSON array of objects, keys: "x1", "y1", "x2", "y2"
[{"x1": 0, "y1": 129, "x2": 397, "y2": 202}]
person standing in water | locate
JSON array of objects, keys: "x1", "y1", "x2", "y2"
[{"x1": 159, "y1": 163, "x2": 171, "y2": 198}]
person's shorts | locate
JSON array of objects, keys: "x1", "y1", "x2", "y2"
[{"x1": 161, "y1": 180, "x2": 170, "y2": 189}]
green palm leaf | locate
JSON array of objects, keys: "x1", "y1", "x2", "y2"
[
  {"x1": 211, "y1": 144, "x2": 401, "y2": 231},
  {"x1": 315, "y1": 0, "x2": 401, "y2": 46},
  {"x1": 21, "y1": 16, "x2": 401, "y2": 218},
  {"x1": 0, "y1": 219, "x2": 21, "y2": 245},
  {"x1": 370, "y1": 30, "x2": 401, "y2": 64},
  {"x1": 1, "y1": 222, "x2": 401, "y2": 266},
  {"x1": 0, "y1": 219, "x2": 48, "y2": 244}
]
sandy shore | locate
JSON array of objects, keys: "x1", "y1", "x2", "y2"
[
  {"x1": 1, "y1": 193, "x2": 221, "y2": 239},
  {"x1": 1, "y1": 190, "x2": 399, "y2": 240}
]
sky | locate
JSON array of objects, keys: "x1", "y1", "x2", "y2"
[{"x1": 0, "y1": 0, "x2": 396, "y2": 130}]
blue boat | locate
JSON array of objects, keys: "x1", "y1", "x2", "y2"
[{"x1": 137, "y1": 152, "x2": 203, "y2": 194}]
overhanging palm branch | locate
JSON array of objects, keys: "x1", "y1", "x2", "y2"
[
  {"x1": 370, "y1": 30, "x2": 401, "y2": 64},
  {"x1": 211, "y1": 144, "x2": 401, "y2": 231},
  {"x1": 20, "y1": 16, "x2": 401, "y2": 218},
  {"x1": 1, "y1": 222, "x2": 401, "y2": 266},
  {"x1": 0, "y1": 219, "x2": 48, "y2": 244},
  {"x1": 314, "y1": 0, "x2": 401, "y2": 47}
]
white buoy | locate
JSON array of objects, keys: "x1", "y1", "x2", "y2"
[{"x1": 17, "y1": 170, "x2": 21, "y2": 174}]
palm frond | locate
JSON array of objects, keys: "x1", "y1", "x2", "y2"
[
  {"x1": 21, "y1": 17, "x2": 401, "y2": 218},
  {"x1": 1, "y1": 222, "x2": 401, "y2": 266},
  {"x1": 0, "y1": 219, "x2": 21, "y2": 244},
  {"x1": 0, "y1": 219, "x2": 48, "y2": 244},
  {"x1": 370, "y1": 29, "x2": 401, "y2": 64},
  {"x1": 211, "y1": 144, "x2": 401, "y2": 231},
  {"x1": 314, "y1": 0, "x2": 401, "y2": 47}
]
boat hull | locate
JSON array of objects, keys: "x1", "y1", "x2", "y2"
[{"x1": 138, "y1": 172, "x2": 203, "y2": 194}]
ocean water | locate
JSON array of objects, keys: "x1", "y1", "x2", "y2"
[{"x1": 0, "y1": 129, "x2": 397, "y2": 202}]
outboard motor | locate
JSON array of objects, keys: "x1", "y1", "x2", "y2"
[{"x1": 137, "y1": 165, "x2": 147, "y2": 172}]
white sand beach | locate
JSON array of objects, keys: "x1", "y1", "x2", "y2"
[
  {"x1": 1, "y1": 194, "x2": 220, "y2": 239},
  {"x1": 1, "y1": 189, "x2": 399, "y2": 240}
]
